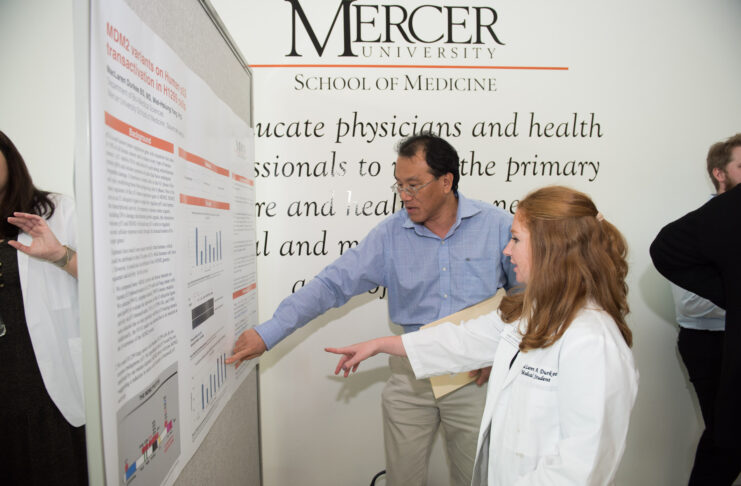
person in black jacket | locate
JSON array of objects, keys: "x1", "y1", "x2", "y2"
[{"x1": 651, "y1": 169, "x2": 741, "y2": 486}]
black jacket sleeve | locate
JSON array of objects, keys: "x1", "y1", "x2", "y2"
[{"x1": 649, "y1": 204, "x2": 725, "y2": 309}]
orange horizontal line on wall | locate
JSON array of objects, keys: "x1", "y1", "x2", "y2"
[{"x1": 250, "y1": 64, "x2": 568, "y2": 70}]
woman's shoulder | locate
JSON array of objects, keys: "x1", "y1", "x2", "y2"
[
  {"x1": 44, "y1": 194, "x2": 76, "y2": 243},
  {"x1": 49, "y1": 192, "x2": 73, "y2": 206},
  {"x1": 559, "y1": 305, "x2": 638, "y2": 384},
  {"x1": 565, "y1": 305, "x2": 628, "y2": 346},
  {"x1": 47, "y1": 193, "x2": 75, "y2": 216}
]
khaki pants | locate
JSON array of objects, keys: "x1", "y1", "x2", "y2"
[{"x1": 382, "y1": 355, "x2": 486, "y2": 486}]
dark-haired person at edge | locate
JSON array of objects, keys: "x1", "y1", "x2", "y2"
[
  {"x1": 328, "y1": 186, "x2": 639, "y2": 485},
  {"x1": 0, "y1": 130, "x2": 87, "y2": 485},
  {"x1": 227, "y1": 133, "x2": 516, "y2": 486},
  {"x1": 651, "y1": 133, "x2": 741, "y2": 485}
]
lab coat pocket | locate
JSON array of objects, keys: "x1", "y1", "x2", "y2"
[{"x1": 504, "y1": 383, "x2": 560, "y2": 459}]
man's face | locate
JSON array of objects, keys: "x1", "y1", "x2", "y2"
[
  {"x1": 394, "y1": 150, "x2": 449, "y2": 225},
  {"x1": 722, "y1": 146, "x2": 741, "y2": 193}
]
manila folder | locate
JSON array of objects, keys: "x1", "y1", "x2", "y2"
[{"x1": 421, "y1": 288, "x2": 506, "y2": 399}]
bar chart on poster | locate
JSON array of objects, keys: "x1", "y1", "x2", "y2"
[
  {"x1": 190, "y1": 348, "x2": 229, "y2": 439},
  {"x1": 192, "y1": 226, "x2": 223, "y2": 267},
  {"x1": 76, "y1": 0, "x2": 260, "y2": 485},
  {"x1": 188, "y1": 216, "x2": 226, "y2": 271}
]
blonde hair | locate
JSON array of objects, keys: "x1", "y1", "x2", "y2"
[{"x1": 500, "y1": 186, "x2": 632, "y2": 351}]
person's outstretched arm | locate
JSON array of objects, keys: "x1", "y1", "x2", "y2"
[
  {"x1": 227, "y1": 222, "x2": 389, "y2": 368},
  {"x1": 327, "y1": 309, "x2": 504, "y2": 378},
  {"x1": 326, "y1": 336, "x2": 405, "y2": 377}
]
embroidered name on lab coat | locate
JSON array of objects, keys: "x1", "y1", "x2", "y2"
[{"x1": 521, "y1": 364, "x2": 558, "y2": 383}]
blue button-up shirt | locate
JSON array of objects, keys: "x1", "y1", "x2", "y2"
[
  {"x1": 671, "y1": 283, "x2": 725, "y2": 331},
  {"x1": 255, "y1": 193, "x2": 517, "y2": 349}
]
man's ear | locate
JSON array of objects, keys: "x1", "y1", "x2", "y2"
[
  {"x1": 713, "y1": 167, "x2": 727, "y2": 188},
  {"x1": 442, "y1": 172, "x2": 454, "y2": 192}
]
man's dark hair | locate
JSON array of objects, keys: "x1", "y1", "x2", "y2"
[{"x1": 396, "y1": 132, "x2": 460, "y2": 193}]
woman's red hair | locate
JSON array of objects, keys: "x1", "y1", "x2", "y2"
[{"x1": 500, "y1": 186, "x2": 632, "y2": 351}]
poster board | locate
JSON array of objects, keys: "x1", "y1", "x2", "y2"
[{"x1": 73, "y1": 0, "x2": 261, "y2": 484}]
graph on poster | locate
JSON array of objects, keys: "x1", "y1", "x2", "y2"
[
  {"x1": 194, "y1": 226, "x2": 223, "y2": 266},
  {"x1": 117, "y1": 363, "x2": 180, "y2": 486},
  {"x1": 185, "y1": 210, "x2": 228, "y2": 278},
  {"x1": 190, "y1": 333, "x2": 230, "y2": 439}
]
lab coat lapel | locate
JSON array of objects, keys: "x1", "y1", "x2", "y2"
[
  {"x1": 16, "y1": 232, "x2": 31, "y2": 303},
  {"x1": 499, "y1": 324, "x2": 523, "y2": 390}
]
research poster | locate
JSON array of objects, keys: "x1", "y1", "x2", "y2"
[{"x1": 88, "y1": 1, "x2": 257, "y2": 485}]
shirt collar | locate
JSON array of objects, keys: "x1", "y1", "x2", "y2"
[{"x1": 401, "y1": 192, "x2": 481, "y2": 238}]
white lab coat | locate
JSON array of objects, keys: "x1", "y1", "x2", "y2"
[
  {"x1": 17, "y1": 194, "x2": 85, "y2": 426},
  {"x1": 403, "y1": 304, "x2": 638, "y2": 486}
]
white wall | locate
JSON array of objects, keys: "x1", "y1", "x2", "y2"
[
  {"x1": 0, "y1": 0, "x2": 76, "y2": 197},
  {"x1": 5, "y1": 1, "x2": 741, "y2": 485}
]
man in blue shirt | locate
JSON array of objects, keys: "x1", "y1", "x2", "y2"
[{"x1": 227, "y1": 133, "x2": 516, "y2": 486}]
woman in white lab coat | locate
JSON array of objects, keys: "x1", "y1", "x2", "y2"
[
  {"x1": 327, "y1": 185, "x2": 639, "y2": 486},
  {"x1": 0, "y1": 130, "x2": 86, "y2": 484}
]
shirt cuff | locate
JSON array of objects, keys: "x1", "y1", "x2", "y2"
[{"x1": 255, "y1": 322, "x2": 281, "y2": 350}]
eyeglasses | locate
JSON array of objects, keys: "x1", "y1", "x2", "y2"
[{"x1": 390, "y1": 177, "x2": 438, "y2": 197}]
